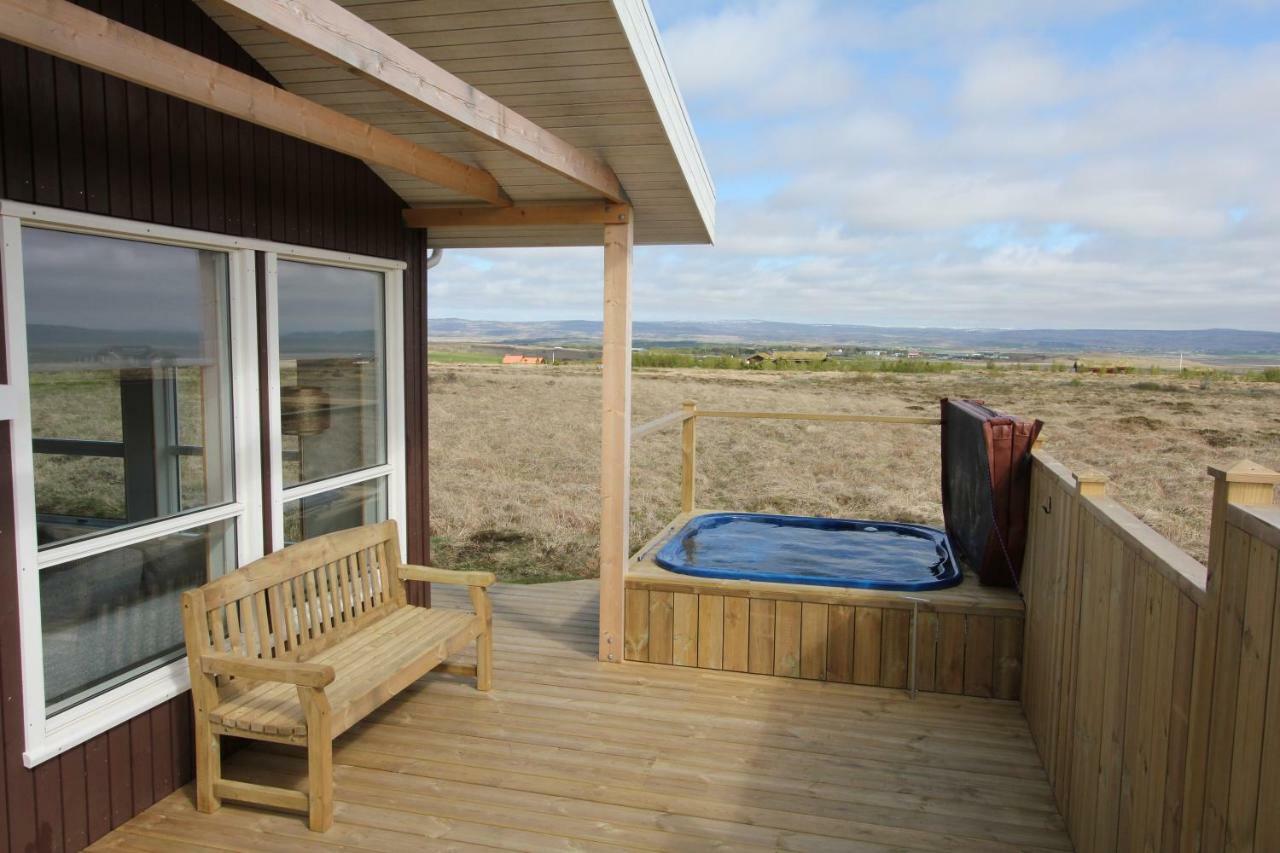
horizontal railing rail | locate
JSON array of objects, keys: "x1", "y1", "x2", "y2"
[
  {"x1": 32, "y1": 437, "x2": 205, "y2": 458},
  {"x1": 694, "y1": 410, "x2": 941, "y2": 425},
  {"x1": 631, "y1": 409, "x2": 695, "y2": 441}
]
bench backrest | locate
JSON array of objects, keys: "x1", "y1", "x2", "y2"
[{"x1": 182, "y1": 520, "x2": 407, "y2": 672}]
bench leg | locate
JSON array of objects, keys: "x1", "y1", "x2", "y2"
[
  {"x1": 299, "y1": 687, "x2": 334, "y2": 832},
  {"x1": 476, "y1": 628, "x2": 493, "y2": 692},
  {"x1": 194, "y1": 720, "x2": 221, "y2": 814},
  {"x1": 469, "y1": 586, "x2": 494, "y2": 692},
  {"x1": 307, "y1": 734, "x2": 333, "y2": 832}
]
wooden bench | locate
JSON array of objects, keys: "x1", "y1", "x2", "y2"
[{"x1": 180, "y1": 520, "x2": 494, "y2": 831}]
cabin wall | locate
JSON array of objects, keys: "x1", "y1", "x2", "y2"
[{"x1": 0, "y1": 2, "x2": 429, "y2": 848}]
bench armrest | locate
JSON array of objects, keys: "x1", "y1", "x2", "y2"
[
  {"x1": 201, "y1": 652, "x2": 335, "y2": 688},
  {"x1": 400, "y1": 564, "x2": 496, "y2": 588}
]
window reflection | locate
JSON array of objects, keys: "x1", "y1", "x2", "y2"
[
  {"x1": 277, "y1": 261, "x2": 386, "y2": 488},
  {"x1": 22, "y1": 228, "x2": 234, "y2": 548},
  {"x1": 40, "y1": 519, "x2": 237, "y2": 714},
  {"x1": 283, "y1": 479, "x2": 387, "y2": 546}
]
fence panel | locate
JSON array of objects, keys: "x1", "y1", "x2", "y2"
[{"x1": 1021, "y1": 452, "x2": 1278, "y2": 853}]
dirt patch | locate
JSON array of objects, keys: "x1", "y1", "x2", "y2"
[{"x1": 1116, "y1": 415, "x2": 1166, "y2": 430}]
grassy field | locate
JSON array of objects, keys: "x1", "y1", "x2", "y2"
[
  {"x1": 427, "y1": 362, "x2": 1280, "y2": 582},
  {"x1": 427, "y1": 350, "x2": 503, "y2": 364}
]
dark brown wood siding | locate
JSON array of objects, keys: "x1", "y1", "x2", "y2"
[{"x1": 0, "y1": 1, "x2": 430, "y2": 848}]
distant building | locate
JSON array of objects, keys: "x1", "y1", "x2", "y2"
[
  {"x1": 743, "y1": 350, "x2": 829, "y2": 366},
  {"x1": 502, "y1": 354, "x2": 545, "y2": 365},
  {"x1": 774, "y1": 350, "x2": 828, "y2": 364}
]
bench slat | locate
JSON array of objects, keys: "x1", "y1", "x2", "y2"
[
  {"x1": 226, "y1": 600, "x2": 245, "y2": 657},
  {"x1": 268, "y1": 585, "x2": 288, "y2": 658},
  {"x1": 254, "y1": 591, "x2": 272, "y2": 659}
]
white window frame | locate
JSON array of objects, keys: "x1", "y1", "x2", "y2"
[
  {"x1": 263, "y1": 252, "x2": 407, "y2": 556},
  {"x1": 0, "y1": 201, "x2": 407, "y2": 766}
]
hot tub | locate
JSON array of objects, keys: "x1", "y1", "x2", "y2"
[{"x1": 652, "y1": 512, "x2": 962, "y2": 591}]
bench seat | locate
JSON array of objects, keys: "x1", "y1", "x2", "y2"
[{"x1": 209, "y1": 607, "x2": 481, "y2": 738}]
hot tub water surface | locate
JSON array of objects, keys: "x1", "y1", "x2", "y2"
[{"x1": 653, "y1": 512, "x2": 961, "y2": 592}]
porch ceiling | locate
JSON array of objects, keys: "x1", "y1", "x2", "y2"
[{"x1": 198, "y1": 0, "x2": 715, "y2": 249}]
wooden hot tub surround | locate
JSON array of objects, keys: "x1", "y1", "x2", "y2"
[
  {"x1": 626, "y1": 513, "x2": 1025, "y2": 698},
  {"x1": 624, "y1": 403, "x2": 1025, "y2": 698}
]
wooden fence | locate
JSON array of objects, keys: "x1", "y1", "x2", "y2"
[{"x1": 1021, "y1": 450, "x2": 1280, "y2": 852}]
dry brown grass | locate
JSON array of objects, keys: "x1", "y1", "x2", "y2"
[{"x1": 427, "y1": 364, "x2": 1280, "y2": 581}]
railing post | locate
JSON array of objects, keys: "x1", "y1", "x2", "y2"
[
  {"x1": 1206, "y1": 460, "x2": 1278, "y2": 583},
  {"x1": 1182, "y1": 460, "x2": 1280, "y2": 850},
  {"x1": 1051, "y1": 467, "x2": 1105, "y2": 822},
  {"x1": 680, "y1": 400, "x2": 697, "y2": 513}
]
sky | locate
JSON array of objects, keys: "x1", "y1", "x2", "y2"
[{"x1": 428, "y1": 0, "x2": 1280, "y2": 331}]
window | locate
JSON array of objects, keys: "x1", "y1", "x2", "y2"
[
  {"x1": 21, "y1": 227, "x2": 245, "y2": 721},
  {"x1": 268, "y1": 257, "x2": 403, "y2": 549},
  {"x1": 0, "y1": 204, "x2": 404, "y2": 766},
  {"x1": 24, "y1": 229, "x2": 236, "y2": 548}
]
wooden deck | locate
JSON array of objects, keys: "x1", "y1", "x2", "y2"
[{"x1": 91, "y1": 580, "x2": 1071, "y2": 852}]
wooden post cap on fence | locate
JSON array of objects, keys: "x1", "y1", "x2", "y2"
[
  {"x1": 1208, "y1": 460, "x2": 1280, "y2": 506},
  {"x1": 1207, "y1": 459, "x2": 1280, "y2": 486},
  {"x1": 682, "y1": 400, "x2": 697, "y2": 411},
  {"x1": 1074, "y1": 470, "x2": 1108, "y2": 498}
]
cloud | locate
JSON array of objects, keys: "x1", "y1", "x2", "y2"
[
  {"x1": 662, "y1": 1, "x2": 859, "y2": 117},
  {"x1": 430, "y1": 1, "x2": 1280, "y2": 331},
  {"x1": 954, "y1": 42, "x2": 1071, "y2": 115}
]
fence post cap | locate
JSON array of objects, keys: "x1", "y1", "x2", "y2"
[
  {"x1": 1207, "y1": 460, "x2": 1280, "y2": 485},
  {"x1": 681, "y1": 400, "x2": 697, "y2": 410},
  {"x1": 1074, "y1": 470, "x2": 1108, "y2": 495}
]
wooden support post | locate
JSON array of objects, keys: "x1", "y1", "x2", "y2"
[
  {"x1": 599, "y1": 214, "x2": 633, "y2": 662},
  {"x1": 680, "y1": 401, "x2": 697, "y2": 513},
  {"x1": 1180, "y1": 460, "x2": 1279, "y2": 850}
]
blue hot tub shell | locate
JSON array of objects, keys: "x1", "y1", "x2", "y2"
[{"x1": 653, "y1": 512, "x2": 962, "y2": 592}]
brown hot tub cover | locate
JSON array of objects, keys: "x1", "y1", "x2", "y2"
[{"x1": 940, "y1": 399, "x2": 1043, "y2": 588}]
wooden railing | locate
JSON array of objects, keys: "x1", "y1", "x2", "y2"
[
  {"x1": 632, "y1": 400, "x2": 941, "y2": 513},
  {"x1": 1021, "y1": 450, "x2": 1280, "y2": 852}
]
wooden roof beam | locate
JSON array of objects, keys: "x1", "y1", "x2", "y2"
[
  {"x1": 0, "y1": 0, "x2": 509, "y2": 207},
  {"x1": 206, "y1": 0, "x2": 628, "y2": 204},
  {"x1": 403, "y1": 203, "x2": 631, "y2": 229}
]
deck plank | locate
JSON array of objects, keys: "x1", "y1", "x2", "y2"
[{"x1": 90, "y1": 579, "x2": 1070, "y2": 852}]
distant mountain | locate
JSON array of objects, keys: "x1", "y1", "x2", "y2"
[
  {"x1": 27, "y1": 324, "x2": 379, "y2": 363},
  {"x1": 427, "y1": 318, "x2": 1280, "y2": 356}
]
